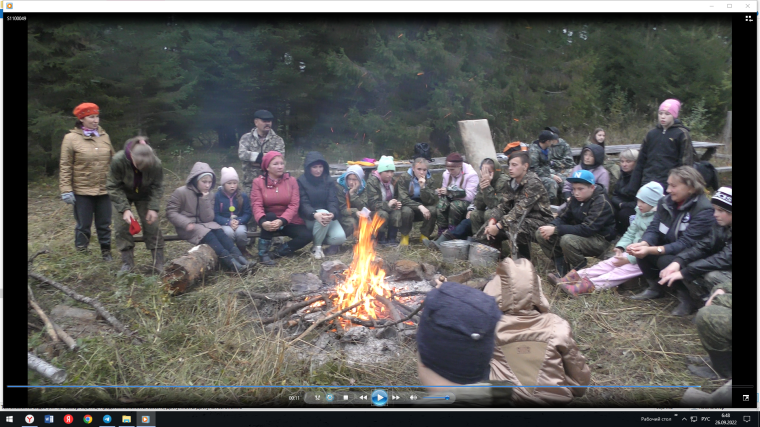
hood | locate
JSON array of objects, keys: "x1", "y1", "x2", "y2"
[
  {"x1": 303, "y1": 151, "x2": 330, "y2": 181},
  {"x1": 483, "y1": 258, "x2": 550, "y2": 315},
  {"x1": 337, "y1": 170, "x2": 366, "y2": 194},
  {"x1": 480, "y1": 158, "x2": 502, "y2": 184},
  {"x1": 185, "y1": 161, "x2": 216, "y2": 190},
  {"x1": 580, "y1": 144, "x2": 605, "y2": 170},
  {"x1": 262, "y1": 151, "x2": 283, "y2": 172}
]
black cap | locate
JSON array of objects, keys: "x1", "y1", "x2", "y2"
[
  {"x1": 538, "y1": 130, "x2": 559, "y2": 142},
  {"x1": 417, "y1": 282, "x2": 502, "y2": 384},
  {"x1": 544, "y1": 126, "x2": 560, "y2": 136},
  {"x1": 254, "y1": 110, "x2": 274, "y2": 120},
  {"x1": 413, "y1": 143, "x2": 433, "y2": 162}
]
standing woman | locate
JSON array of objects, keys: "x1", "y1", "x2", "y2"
[
  {"x1": 251, "y1": 151, "x2": 312, "y2": 266},
  {"x1": 627, "y1": 166, "x2": 715, "y2": 315},
  {"x1": 166, "y1": 163, "x2": 250, "y2": 272},
  {"x1": 610, "y1": 149, "x2": 639, "y2": 235},
  {"x1": 59, "y1": 103, "x2": 115, "y2": 259},
  {"x1": 297, "y1": 151, "x2": 346, "y2": 259},
  {"x1": 107, "y1": 137, "x2": 165, "y2": 272}
]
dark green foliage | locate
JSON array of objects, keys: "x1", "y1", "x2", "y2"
[{"x1": 28, "y1": 16, "x2": 732, "y2": 179}]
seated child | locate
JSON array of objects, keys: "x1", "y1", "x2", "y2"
[
  {"x1": 536, "y1": 170, "x2": 617, "y2": 279},
  {"x1": 484, "y1": 257, "x2": 591, "y2": 406},
  {"x1": 214, "y1": 167, "x2": 253, "y2": 257},
  {"x1": 336, "y1": 165, "x2": 368, "y2": 238},
  {"x1": 551, "y1": 181, "x2": 664, "y2": 297},
  {"x1": 417, "y1": 281, "x2": 512, "y2": 407}
]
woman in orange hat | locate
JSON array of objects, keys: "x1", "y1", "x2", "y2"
[{"x1": 59, "y1": 103, "x2": 116, "y2": 260}]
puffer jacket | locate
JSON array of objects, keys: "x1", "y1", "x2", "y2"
[
  {"x1": 473, "y1": 158, "x2": 510, "y2": 212},
  {"x1": 440, "y1": 161, "x2": 479, "y2": 202},
  {"x1": 623, "y1": 120, "x2": 696, "y2": 197},
  {"x1": 59, "y1": 126, "x2": 115, "y2": 196},
  {"x1": 486, "y1": 258, "x2": 590, "y2": 406},
  {"x1": 641, "y1": 192, "x2": 714, "y2": 256},
  {"x1": 553, "y1": 185, "x2": 617, "y2": 241},
  {"x1": 562, "y1": 145, "x2": 609, "y2": 198},
  {"x1": 106, "y1": 139, "x2": 164, "y2": 213},
  {"x1": 675, "y1": 223, "x2": 732, "y2": 282},
  {"x1": 166, "y1": 162, "x2": 221, "y2": 245},
  {"x1": 297, "y1": 151, "x2": 341, "y2": 221},
  {"x1": 396, "y1": 167, "x2": 439, "y2": 209},
  {"x1": 615, "y1": 205, "x2": 658, "y2": 264},
  {"x1": 610, "y1": 169, "x2": 636, "y2": 211}
]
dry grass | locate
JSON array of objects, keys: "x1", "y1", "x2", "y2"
[{"x1": 27, "y1": 142, "x2": 730, "y2": 408}]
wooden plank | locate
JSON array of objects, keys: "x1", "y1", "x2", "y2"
[
  {"x1": 134, "y1": 231, "x2": 267, "y2": 243},
  {"x1": 715, "y1": 166, "x2": 732, "y2": 173}
]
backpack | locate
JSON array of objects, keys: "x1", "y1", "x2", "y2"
[{"x1": 694, "y1": 161, "x2": 720, "y2": 191}]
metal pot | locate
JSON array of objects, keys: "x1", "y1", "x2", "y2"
[{"x1": 439, "y1": 240, "x2": 470, "y2": 262}]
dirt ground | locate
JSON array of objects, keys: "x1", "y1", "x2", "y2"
[{"x1": 26, "y1": 150, "x2": 731, "y2": 408}]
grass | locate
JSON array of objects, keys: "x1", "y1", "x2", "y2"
[{"x1": 27, "y1": 140, "x2": 731, "y2": 408}]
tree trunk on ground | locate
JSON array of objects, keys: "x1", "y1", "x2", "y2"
[
  {"x1": 28, "y1": 352, "x2": 66, "y2": 384},
  {"x1": 162, "y1": 244, "x2": 218, "y2": 296}
]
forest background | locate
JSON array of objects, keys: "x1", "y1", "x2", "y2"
[{"x1": 27, "y1": 14, "x2": 732, "y2": 179}]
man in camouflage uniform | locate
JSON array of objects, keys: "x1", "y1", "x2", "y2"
[
  {"x1": 529, "y1": 130, "x2": 563, "y2": 205},
  {"x1": 238, "y1": 110, "x2": 286, "y2": 196},
  {"x1": 690, "y1": 281, "x2": 732, "y2": 379},
  {"x1": 469, "y1": 157, "x2": 510, "y2": 236},
  {"x1": 482, "y1": 151, "x2": 554, "y2": 260},
  {"x1": 545, "y1": 126, "x2": 575, "y2": 180}
]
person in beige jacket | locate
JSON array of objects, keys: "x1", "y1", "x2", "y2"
[
  {"x1": 484, "y1": 257, "x2": 591, "y2": 406},
  {"x1": 59, "y1": 103, "x2": 115, "y2": 259}
]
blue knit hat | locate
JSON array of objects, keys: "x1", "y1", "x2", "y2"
[
  {"x1": 417, "y1": 282, "x2": 502, "y2": 384},
  {"x1": 636, "y1": 181, "x2": 664, "y2": 207}
]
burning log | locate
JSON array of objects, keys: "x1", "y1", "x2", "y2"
[
  {"x1": 162, "y1": 244, "x2": 218, "y2": 296},
  {"x1": 289, "y1": 300, "x2": 365, "y2": 345},
  {"x1": 28, "y1": 352, "x2": 66, "y2": 384},
  {"x1": 259, "y1": 295, "x2": 325, "y2": 325}
]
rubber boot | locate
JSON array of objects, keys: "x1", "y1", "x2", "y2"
[
  {"x1": 151, "y1": 248, "x2": 165, "y2": 274},
  {"x1": 399, "y1": 234, "x2": 410, "y2": 246},
  {"x1": 218, "y1": 250, "x2": 239, "y2": 271},
  {"x1": 671, "y1": 287, "x2": 697, "y2": 316},
  {"x1": 276, "y1": 242, "x2": 294, "y2": 258},
  {"x1": 427, "y1": 231, "x2": 453, "y2": 250},
  {"x1": 101, "y1": 245, "x2": 113, "y2": 261},
  {"x1": 630, "y1": 278, "x2": 664, "y2": 300},
  {"x1": 688, "y1": 350, "x2": 732, "y2": 379},
  {"x1": 120, "y1": 249, "x2": 135, "y2": 272},
  {"x1": 383, "y1": 227, "x2": 399, "y2": 247},
  {"x1": 258, "y1": 239, "x2": 276, "y2": 266},
  {"x1": 230, "y1": 246, "x2": 252, "y2": 270}
]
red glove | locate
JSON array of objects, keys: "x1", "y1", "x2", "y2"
[{"x1": 129, "y1": 217, "x2": 142, "y2": 235}]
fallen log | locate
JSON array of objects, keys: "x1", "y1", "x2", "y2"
[
  {"x1": 28, "y1": 299, "x2": 59, "y2": 344},
  {"x1": 28, "y1": 352, "x2": 66, "y2": 384},
  {"x1": 52, "y1": 323, "x2": 78, "y2": 351},
  {"x1": 162, "y1": 244, "x2": 218, "y2": 296},
  {"x1": 29, "y1": 272, "x2": 137, "y2": 339}
]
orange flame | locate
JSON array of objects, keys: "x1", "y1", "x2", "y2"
[{"x1": 335, "y1": 213, "x2": 391, "y2": 321}]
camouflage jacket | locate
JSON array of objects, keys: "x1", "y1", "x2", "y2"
[
  {"x1": 237, "y1": 128, "x2": 286, "y2": 174},
  {"x1": 365, "y1": 174, "x2": 396, "y2": 213},
  {"x1": 106, "y1": 150, "x2": 164, "y2": 213},
  {"x1": 395, "y1": 169, "x2": 439, "y2": 209},
  {"x1": 528, "y1": 141, "x2": 553, "y2": 179},
  {"x1": 549, "y1": 138, "x2": 575, "y2": 173},
  {"x1": 491, "y1": 171, "x2": 554, "y2": 227},
  {"x1": 335, "y1": 182, "x2": 369, "y2": 218},
  {"x1": 473, "y1": 171, "x2": 510, "y2": 212}
]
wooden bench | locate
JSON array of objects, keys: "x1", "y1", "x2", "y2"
[{"x1": 133, "y1": 231, "x2": 272, "y2": 243}]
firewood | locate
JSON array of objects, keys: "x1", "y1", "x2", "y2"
[
  {"x1": 28, "y1": 352, "x2": 66, "y2": 384},
  {"x1": 29, "y1": 272, "x2": 138, "y2": 340},
  {"x1": 51, "y1": 323, "x2": 78, "y2": 351},
  {"x1": 259, "y1": 295, "x2": 325, "y2": 324},
  {"x1": 289, "y1": 300, "x2": 364, "y2": 345},
  {"x1": 162, "y1": 244, "x2": 218, "y2": 295},
  {"x1": 28, "y1": 300, "x2": 59, "y2": 343}
]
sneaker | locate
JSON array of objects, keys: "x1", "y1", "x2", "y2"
[{"x1": 313, "y1": 246, "x2": 324, "y2": 260}]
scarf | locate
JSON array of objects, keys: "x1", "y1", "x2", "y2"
[
  {"x1": 372, "y1": 170, "x2": 393, "y2": 201},
  {"x1": 82, "y1": 127, "x2": 100, "y2": 137}
]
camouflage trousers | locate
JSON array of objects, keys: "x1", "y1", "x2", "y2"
[
  {"x1": 475, "y1": 216, "x2": 546, "y2": 260},
  {"x1": 695, "y1": 301, "x2": 732, "y2": 352},
  {"x1": 339, "y1": 214, "x2": 360, "y2": 239},
  {"x1": 436, "y1": 199, "x2": 470, "y2": 229},
  {"x1": 539, "y1": 177, "x2": 559, "y2": 204},
  {"x1": 114, "y1": 200, "x2": 164, "y2": 252},
  {"x1": 684, "y1": 270, "x2": 732, "y2": 302},
  {"x1": 374, "y1": 208, "x2": 414, "y2": 237},
  {"x1": 536, "y1": 231, "x2": 610, "y2": 271}
]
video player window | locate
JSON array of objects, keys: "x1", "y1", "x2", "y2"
[{"x1": 9, "y1": 2, "x2": 754, "y2": 415}]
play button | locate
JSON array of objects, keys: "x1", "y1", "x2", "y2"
[{"x1": 371, "y1": 389, "x2": 388, "y2": 407}]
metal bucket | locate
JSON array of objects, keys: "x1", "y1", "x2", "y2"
[
  {"x1": 439, "y1": 240, "x2": 470, "y2": 263},
  {"x1": 468, "y1": 242, "x2": 500, "y2": 268}
]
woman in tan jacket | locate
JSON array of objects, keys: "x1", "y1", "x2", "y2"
[
  {"x1": 484, "y1": 258, "x2": 591, "y2": 406},
  {"x1": 59, "y1": 103, "x2": 115, "y2": 260}
]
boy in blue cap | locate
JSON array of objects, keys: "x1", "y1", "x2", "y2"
[
  {"x1": 416, "y1": 281, "x2": 512, "y2": 406},
  {"x1": 535, "y1": 170, "x2": 617, "y2": 278}
]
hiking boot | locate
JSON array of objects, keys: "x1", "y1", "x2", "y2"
[
  {"x1": 630, "y1": 279, "x2": 664, "y2": 300},
  {"x1": 324, "y1": 245, "x2": 341, "y2": 256},
  {"x1": 101, "y1": 247, "x2": 113, "y2": 261},
  {"x1": 230, "y1": 246, "x2": 251, "y2": 270},
  {"x1": 559, "y1": 277, "x2": 595, "y2": 298},
  {"x1": 218, "y1": 250, "x2": 239, "y2": 271},
  {"x1": 151, "y1": 248, "x2": 165, "y2": 274},
  {"x1": 258, "y1": 239, "x2": 276, "y2": 266},
  {"x1": 120, "y1": 249, "x2": 135, "y2": 272},
  {"x1": 671, "y1": 288, "x2": 697, "y2": 316}
]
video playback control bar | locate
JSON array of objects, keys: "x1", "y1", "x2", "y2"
[{"x1": 304, "y1": 390, "x2": 455, "y2": 406}]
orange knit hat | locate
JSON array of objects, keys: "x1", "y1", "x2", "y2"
[{"x1": 73, "y1": 103, "x2": 99, "y2": 119}]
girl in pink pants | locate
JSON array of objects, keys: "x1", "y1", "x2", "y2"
[{"x1": 556, "y1": 181, "x2": 663, "y2": 297}]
